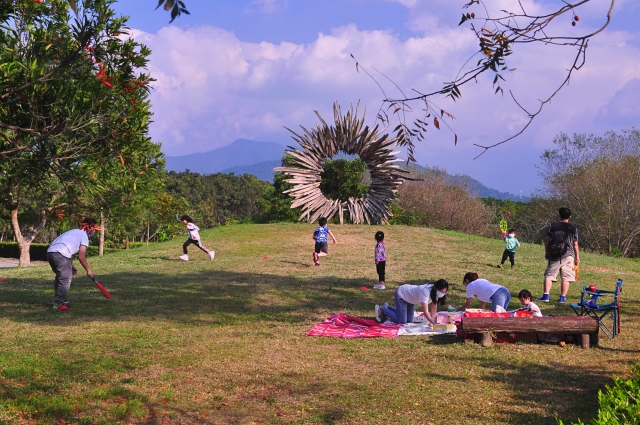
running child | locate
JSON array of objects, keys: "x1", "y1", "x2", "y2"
[
  {"x1": 179, "y1": 215, "x2": 215, "y2": 261},
  {"x1": 516, "y1": 289, "x2": 542, "y2": 317},
  {"x1": 373, "y1": 230, "x2": 386, "y2": 290},
  {"x1": 498, "y1": 229, "x2": 520, "y2": 269},
  {"x1": 312, "y1": 217, "x2": 337, "y2": 266}
]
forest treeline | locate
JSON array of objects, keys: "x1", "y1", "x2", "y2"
[{"x1": 2, "y1": 129, "x2": 640, "y2": 258}]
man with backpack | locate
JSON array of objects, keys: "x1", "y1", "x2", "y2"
[{"x1": 538, "y1": 207, "x2": 580, "y2": 303}]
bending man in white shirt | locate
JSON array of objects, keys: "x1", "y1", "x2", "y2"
[{"x1": 46, "y1": 217, "x2": 99, "y2": 311}]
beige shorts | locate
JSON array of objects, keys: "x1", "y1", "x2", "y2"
[{"x1": 544, "y1": 256, "x2": 575, "y2": 282}]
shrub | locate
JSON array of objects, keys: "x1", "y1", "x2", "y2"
[
  {"x1": 0, "y1": 241, "x2": 147, "y2": 260},
  {"x1": 396, "y1": 177, "x2": 492, "y2": 236},
  {"x1": 557, "y1": 363, "x2": 640, "y2": 425},
  {"x1": 0, "y1": 242, "x2": 49, "y2": 261},
  {"x1": 86, "y1": 246, "x2": 118, "y2": 257}
]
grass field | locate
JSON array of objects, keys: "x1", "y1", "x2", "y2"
[{"x1": 0, "y1": 223, "x2": 638, "y2": 425}]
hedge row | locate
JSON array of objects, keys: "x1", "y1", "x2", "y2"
[
  {"x1": 0, "y1": 242, "x2": 148, "y2": 260},
  {"x1": 0, "y1": 242, "x2": 50, "y2": 261}
]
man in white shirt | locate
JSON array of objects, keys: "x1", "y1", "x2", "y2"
[{"x1": 47, "y1": 217, "x2": 99, "y2": 310}]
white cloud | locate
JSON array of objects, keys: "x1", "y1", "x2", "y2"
[
  {"x1": 245, "y1": 0, "x2": 288, "y2": 14},
  {"x1": 131, "y1": 5, "x2": 640, "y2": 194}
]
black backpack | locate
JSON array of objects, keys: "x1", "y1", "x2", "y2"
[{"x1": 547, "y1": 222, "x2": 573, "y2": 261}]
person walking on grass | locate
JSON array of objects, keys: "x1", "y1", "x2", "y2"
[
  {"x1": 456, "y1": 272, "x2": 511, "y2": 312},
  {"x1": 498, "y1": 229, "x2": 520, "y2": 269},
  {"x1": 375, "y1": 279, "x2": 449, "y2": 325},
  {"x1": 373, "y1": 230, "x2": 386, "y2": 290},
  {"x1": 46, "y1": 217, "x2": 99, "y2": 311},
  {"x1": 312, "y1": 217, "x2": 337, "y2": 266},
  {"x1": 538, "y1": 207, "x2": 579, "y2": 304},
  {"x1": 179, "y1": 215, "x2": 215, "y2": 261}
]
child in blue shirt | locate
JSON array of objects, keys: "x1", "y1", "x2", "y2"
[
  {"x1": 313, "y1": 217, "x2": 337, "y2": 266},
  {"x1": 373, "y1": 231, "x2": 386, "y2": 290},
  {"x1": 498, "y1": 229, "x2": 520, "y2": 269}
]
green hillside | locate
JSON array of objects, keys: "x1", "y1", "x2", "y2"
[{"x1": 0, "y1": 224, "x2": 637, "y2": 424}]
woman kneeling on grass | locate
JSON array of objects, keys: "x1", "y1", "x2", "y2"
[
  {"x1": 375, "y1": 279, "x2": 449, "y2": 325},
  {"x1": 456, "y1": 272, "x2": 511, "y2": 312}
]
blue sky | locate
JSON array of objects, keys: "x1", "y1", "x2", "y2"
[{"x1": 112, "y1": 0, "x2": 640, "y2": 196}]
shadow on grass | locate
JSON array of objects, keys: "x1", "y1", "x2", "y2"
[
  {"x1": 0, "y1": 270, "x2": 463, "y2": 327},
  {"x1": 2, "y1": 270, "x2": 637, "y2": 328},
  {"x1": 420, "y1": 355, "x2": 630, "y2": 425},
  {"x1": 483, "y1": 357, "x2": 619, "y2": 425}
]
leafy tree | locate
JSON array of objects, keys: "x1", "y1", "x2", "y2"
[
  {"x1": 62, "y1": 0, "x2": 189, "y2": 22},
  {"x1": 165, "y1": 171, "x2": 270, "y2": 227},
  {"x1": 540, "y1": 129, "x2": 640, "y2": 257},
  {"x1": 254, "y1": 156, "x2": 301, "y2": 223},
  {"x1": 320, "y1": 158, "x2": 368, "y2": 201},
  {"x1": 0, "y1": 0, "x2": 154, "y2": 264},
  {"x1": 395, "y1": 167, "x2": 492, "y2": 236}
]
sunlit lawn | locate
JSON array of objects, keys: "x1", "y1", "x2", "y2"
[{"x1": 0, "y1": 223, "x2": 638, "y2": 424}]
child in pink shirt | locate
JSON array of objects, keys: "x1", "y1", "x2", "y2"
[{"x1": 373, "y1": 231, "x2": 386, "y2": 290}]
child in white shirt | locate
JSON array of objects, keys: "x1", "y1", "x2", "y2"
[
  {"x1": 179, "y1": 215, "x2": 214, "y2": 261},
  {"x1": 517, "y1": 289, "x2": 542, "y2": 317}
]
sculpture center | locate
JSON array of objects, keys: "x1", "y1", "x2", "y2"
[{"x1": 319, "y1": 157, "x2": 369, "y2": 201}]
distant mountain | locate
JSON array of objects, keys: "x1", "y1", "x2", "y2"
[
  {"x1": 406, "y1": 164, "x2": 529, "y2": 201},
  {"x1": 221, "y1": 160, "x2": 281, "y2": 183},
  {"x1": 165, "y1": 139, "x2": 285, "y2": 175},
  {"x1": 167, "y1": 142, "x2": 527, "y2": 201}
]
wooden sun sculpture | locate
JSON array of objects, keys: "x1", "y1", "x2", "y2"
[{"x1": 274, "y1": 102, "x2": 409, "y2": 224}]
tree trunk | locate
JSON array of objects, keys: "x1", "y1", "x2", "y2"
[
  {"x1": 461, "y1": 316, "x2": 598, "y2": 334},
  {"x1": 146, "y1": 218, "x2": 150, "y2": 246},
  {"x1": 125, "y1": 236, "x2": 130, "y2": 250},
  {"x1": 10, "y1": 207, "x2": 47, "y2": 267},
  {"x1": 99, "y1": 212, "x2": 106, "y2": 256}
]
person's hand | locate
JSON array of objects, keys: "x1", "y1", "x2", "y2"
[
  {"x1": 333, "y1": 240, "x2": 337, "y2": 244},
  {"x1": 575, "y1": 258, "x2": 580, "y2": 266},
  {"x1": 86, "y1": 269, "x2": 95, "y2": 279},
  {"x1": 72, "y1": 266, "x2": 78, "y2": 276}
]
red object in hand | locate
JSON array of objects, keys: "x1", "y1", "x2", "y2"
[
  {"x1": 96, "y1": 282, "x2": 111, "y2": 299},
  {"x1": 91, "y1": 278, "x2": 111, "y2": 299},
  {"x1": 588, "y1": 284, "x2": 597, "y2": 292}
]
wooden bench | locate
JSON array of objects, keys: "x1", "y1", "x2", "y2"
[{"x1": 461, "y1": 316, "x2": 599, "y2": 348}]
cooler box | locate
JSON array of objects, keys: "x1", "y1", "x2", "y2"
[
  {"x1": 435, "y1": 311, "x2": 464, "y2": 324},
  {"x1": 463, "y1": 309, "x2": 510, "y2": 318}
]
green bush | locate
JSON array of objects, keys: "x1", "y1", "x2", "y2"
[
  {"x1": 0, "y1": 242, "x2": 49, "y2": 261},
  {"x1": 85, "y1": 246, "x2": 118, "y2": 257},
  {"x1": 388, "y1": 203, "x2": 416, "y2": 226},
  {"x1": 0, "y1": 242, "x2": 146, "y2": 260},
  {"x1": 558, "y1": 363, "x2": 640, "y2": 425}
]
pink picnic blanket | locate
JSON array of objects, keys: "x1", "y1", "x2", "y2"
[{"x1": 307, "y1": 314, "x2": 403, "y2": 338}]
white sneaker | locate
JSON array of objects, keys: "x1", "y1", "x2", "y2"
[
  {"x1": 209, "y1": 251, "x2": 215, "y2": 260},
  {"x1": 374, "y1": 305, "x2": 382, "y2": 323},
  {"x1": 179, "y1": 254, "x2": 189, "y2": 261},
  {"x1": 373, "y1": 284, "x2": 386, "y2": 290}
]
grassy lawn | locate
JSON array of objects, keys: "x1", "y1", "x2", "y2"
[{"x1": 0, "y1": 223, "x2": 638, "y2": 425}]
